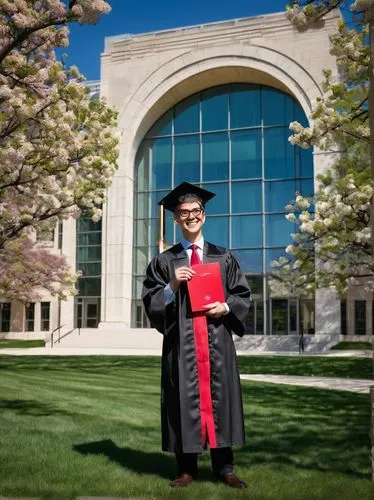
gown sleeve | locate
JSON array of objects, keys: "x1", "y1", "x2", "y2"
[
  {"x1": 141, "y1": 254, "x2": 176, "y2": 335},
  {"x1": 223, "y1": 252, "x2": 252, "y2": 337}
]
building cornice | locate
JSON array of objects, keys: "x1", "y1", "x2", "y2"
[{"x1": 103, "y1": 10, "x2": 340, "y2": 61}]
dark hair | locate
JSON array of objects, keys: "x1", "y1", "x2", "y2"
[{"x1": 176, "y1": 193, "x2": 204, "y2": 208}]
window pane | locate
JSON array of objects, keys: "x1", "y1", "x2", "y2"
[
  {"x1": 263, "y1": 88, "x2": 294, "y2": 126},
  {"x1": 264, "y1": 128, "x2": 295, "y2": 179},
  {"x1": 201, "y1": 216, "x2": 228, "y2": 248},
  {"x1": 78, "y1": 262, "x2": 101, "y2": 277},
  {"x1": 166, "y1": 217, "x2": 174, "y2": 245},
  {"x1": 149, "y1": 217, "x2": 174, "y2": 248},
  {"x1": 77, "y1": 217, "x2": 102, "y2": 232},
  {"x1": 355, "y1": 300, "x2": 366, "y2": 335},
  {"x1": 265, "y1": 247, "x2": 289, "y2": 271},
  {"x1": 230, "y1": 84, "x2": 261, "y2": 128},
  {"x1": 232, "y1": 181, "x2": 262, "y2": 213},
  {"x1": 147, "y1": 109, "x2": 172, "y2": 137},
  {"x1": 136, "y1": 143, "x2": 150, "y2": 192},
  {"x1": 136, "y1": 219, "x2": 150, "y2": 246},
  {"x1": 77, "y1": 278, "x2": 101, "y2": 296},
  {"x1": 134, "y1": 247, "x2": 148, "y2": 275},
  {"x1": 232, "y1": 249, "x2": 263, "y2": 274},
  {"x1": 136, "y1": 192, "x2": 149, "y2": 219},
  {"x1": 232, "y1": 215, "x2": 262, "y2": 248},
  {"x1": 149, "y1": 190, "x2": 169, "y2": 218},
  {"x1": 299, "y1": 146, "x2": 314, "y2": 178},
  {"x1": 294, "y1": 102, "x2": 309, "y2": 128},
  {"x1": 77, "y1": 246, "x2": 101, "y2": 262},
  {"x1": 202, "y1": 86, "x2": 228, "y2": 131},
  {"x1": 272, "y1": 299, "x2": 288, "y2": 334},
  {"x1": 1, "y1": 303, "x2": 11, "y2": 333},
  {"x1": 174, "y1": 94, "x2": 199, "y2": 134},
  {"x1": 266, "y1": 214, "x2": 296, "y2": 247},
  {"x1": 265, "y1": 180, "x2": 296, "y2": 213},
  {"x1": 203, "y1": 183, "x2": 228, "y2": 215},
  {"x1": 300, "y1": 179, "x2": 314, "y2": 198},
  {"x1": 246, "y1": 276, "x2": 263, "y2": 295},
  {"x1": 77, "y1": 233, "x2": 101, "y2": 246},
  {"x1": 202, "y1": 133, "x2": 229, "y2": 181},
  {"x1": 231, "y1": 129, "x2": 262, "y2": 179},
  {"x1": 174, "y1": 135, "x2": 200, "y2": 185},
  {"x1": 151, "y1": 138, "x2": 171, "y2": 190},
  {"x1": 134, "y1": 277, "x2": 144, "y2": 300},
  {"x1": 150, "y1": 218, "x2": 160, "y2": 248}
]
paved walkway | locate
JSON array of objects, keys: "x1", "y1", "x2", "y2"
[
  {"x1": 1, "y1": 347, "x2": 373, "y2": 394},
  {"x1": 240, "y1": 374, "x2": 374, "y2": 394},
  {"x1": 0, "y1": 347, "x2": 372, "y2": 357}
]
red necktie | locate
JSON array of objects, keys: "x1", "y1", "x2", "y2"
[
  {"x1": 190, "y1": 244, "x2": 201, "y2": 265},
  {"x1": 189, "y1": 243, "x2": 217, "y2": 449}
]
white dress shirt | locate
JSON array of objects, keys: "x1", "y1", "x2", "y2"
[{"x1": 163, "y1": 236, "x2": 229, "y2": 314}]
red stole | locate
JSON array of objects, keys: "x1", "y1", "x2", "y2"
[{"x1": 190, "y1": 245, "x2": 217, "y2": 448}]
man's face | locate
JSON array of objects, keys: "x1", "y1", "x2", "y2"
[{"x1": 174, "y1": 200, "x2": 205, "y2": 240}]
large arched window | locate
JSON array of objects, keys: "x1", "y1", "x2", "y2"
[{"x1": 132, "y1": 83, "x2": 314, "y2": 333}]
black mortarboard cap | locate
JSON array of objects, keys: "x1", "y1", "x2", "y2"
[{"x1": 158, "y1": 182, "x2": 216, "y2": 213}]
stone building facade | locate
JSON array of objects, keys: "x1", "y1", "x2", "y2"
[{"x1": 1, "y1": 9, "x2": 370, "y2": 342}]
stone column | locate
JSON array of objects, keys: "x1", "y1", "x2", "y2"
[
  {"x1": 11, "y1": 301, "x2": 24, "y2": 332},
  {"x1": 315, "y1": 288, "x2": 341, "y2": 335}
]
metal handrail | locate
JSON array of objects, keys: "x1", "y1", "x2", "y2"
[
  {"x1": 50, "y1": 324, "x2": 81, "y2": 348},
  {"x1": 50, "y1": 324, "x2": 65, "y2": 348},
  {"x1": 55, "y1": 327, "x2": 80, "y2": 344}
]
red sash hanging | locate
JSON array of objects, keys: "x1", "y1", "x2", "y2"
[{"x1": 190, "y1": 245, "x2": 217, "y2": 448}]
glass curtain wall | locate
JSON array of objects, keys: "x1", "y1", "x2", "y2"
[
  {"x1": 133, "y1": 84, "x2": 314, "y2": 332},
  {"x1": 75, "y1": 214, "x2": 102, "y2": 328}
]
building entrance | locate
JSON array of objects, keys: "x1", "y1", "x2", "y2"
[{"x1": 74, "y1": 298, "x2": 100, "y2": 328}]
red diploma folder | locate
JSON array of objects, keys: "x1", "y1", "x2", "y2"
[{"x1": 187, "y1": 262, "x2": 225, "y2": 312}]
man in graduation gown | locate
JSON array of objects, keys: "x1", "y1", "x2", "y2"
[{"x1": 142, "y1": 182, "x2": 251, "y2": 489}]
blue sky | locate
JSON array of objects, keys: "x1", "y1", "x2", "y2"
[{"x1": 63, "y1": 0, "x2": 293, "y2": 81}]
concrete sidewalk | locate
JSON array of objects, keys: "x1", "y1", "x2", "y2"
[
  {"x1": 240, "y1": 374, "x2": 374, "y2": 394},
  {"x1": 0, "y1": 347, "x2": 372, "y2": 357}
]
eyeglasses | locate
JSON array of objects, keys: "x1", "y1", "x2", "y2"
[{"x1": 176, "y1": 208, "x2": 204, "y2": 219}]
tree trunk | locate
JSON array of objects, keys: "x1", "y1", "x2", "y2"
[
  {"x1": 371, "y1": 387, "x2": 374, "y2": 483},
  {"x1": 366, "y1": 0, "x2": 374, "y2": 483}
]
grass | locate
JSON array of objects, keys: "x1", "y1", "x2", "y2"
[
  {"x1": 237, "y1": 355, "x2": 373, "y2": 379},
  {"x1": 331, "y1": 342, "x2": 373, "y2": 351},
  {"x1": 0, "y1": 339, "x2": 45, "y2": 349},
  {"x1": 0, "y1": 355, "x2": 373, "y2": 499}
]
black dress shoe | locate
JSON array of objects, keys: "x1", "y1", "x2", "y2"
[
  {"x1": 170, "y1": 473, "x2": 194, "y2": 487},
  {"x1": 222, "y1": 472, "x2": 247, "y2": 489}
]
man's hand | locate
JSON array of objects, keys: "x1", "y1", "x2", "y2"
[
  {"x1": 203, "y1": 302, "x2": 226, "y2": 318},
  {"x1": 170, "y1": 266, "x2": 195, "y2": 292}
]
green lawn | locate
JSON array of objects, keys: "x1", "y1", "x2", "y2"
[
  {"x1": 237, "y1": 355, "x2": 372, "y2": 379},
  {"x1": 0, "y1": 339, "x2": 45, "y2": 349},
  {"x1": 331, "y1": 342, "x2": 373, "y2": 351},
  {"x1": 0, "y1": 355, "x2": 373, "y2": 500}
]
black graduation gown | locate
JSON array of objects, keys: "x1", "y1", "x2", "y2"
[{"x1": 142, "y1": 241, "x2": 251, "y2": 454}]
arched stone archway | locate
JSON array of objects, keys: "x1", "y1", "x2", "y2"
[
  {"x1": 100, "y1": 41, "x2": 339, "y2": 333},
  {"x1": 117, "y1": 44, "x2": 322, "y2": 170}
]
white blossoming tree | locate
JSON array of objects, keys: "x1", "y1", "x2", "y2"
[
  {"x1": 278, "y1": 3, "x2": 374, "y2": 480},
  {"x1": 270, "y1": 0, "x2": 372, "y2": 299},
  {"x1": 0, "y1": 0, "x2": 119, "y2": 302}
]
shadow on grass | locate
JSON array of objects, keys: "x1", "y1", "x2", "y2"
[
  {"x1": 73, "y1": 439, "x2": 174, "y2": 479},
  {"x1": 73, "y1": 439, "x2": 215, "y2": 482},
  {"x1": 0, "y1": 398, "x2": 73, "y2": 416}
]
